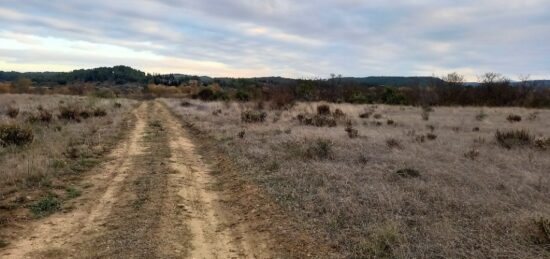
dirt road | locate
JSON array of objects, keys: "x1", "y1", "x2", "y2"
[{"x1": 1, "y1": 101, "x2": 272, "y2": 258}]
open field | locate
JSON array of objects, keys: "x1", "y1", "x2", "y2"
[{"x1": 164, "y1": 99, "x2": 550, "y2": 258}]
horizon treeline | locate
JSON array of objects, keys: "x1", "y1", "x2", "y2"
[{"x1": 0, "y1": 66, "x2": 549, "y2": 107}]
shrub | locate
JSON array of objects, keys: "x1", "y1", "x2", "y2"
[
  {"x1": 373, "y1": 114, "x2": 382, "y2": 119},
  {"x1": 93, "y1": 107, "x2": 107, "y2": 117},
  {"x1": 387, "y1": 119, "x2": 394, "y2": 125},
  {"x1": 495, "y1": 129, "x2": 533, "y2": 149},
  {"x1": 359, "y1": 112, "x2": 371, "y2": 119},
  {"x1": 180, "y1": 100, "x2": 191, "y2": 107},
  {"x1": 241, "y1": 110, "x2": 267, "y2": 123},
  {"x1": 0, "y1": 124, "x2": 34, "y2": 146},
  {"x1": 238, "y1": 130, "x2": 245, "y2": 138},
  {"x1": 6, "y1": 106, "x2": 19, "y2": 118},
  {"x1": 426, "y1": 133, "x2": 437, "y2": 140},
  {"x1": 386, "y1": 138, "x2": 402, "y2": 149},
  {"x1": 196, "y1": 88, "x2": 215, "y2": 101},
  {"x1": 333, "y1": 108, "x2": 346, "y2": 119},
  {"x1": 79, "y1": 110, "x2": 91, "y2": 119},
  {"x1": 395, "y1": 168, "x2": 420, "y2": 178},
  {"x1": 305, "y1": 139, "x2": 333, "y2": 159},
  {"x1": 534, "y1": 137, "x2": 550, "y2": 150},
  {"x1": 29, "y1": 195, "x2": 61, "y2": 217},
  {"x1": 317, "y1": 104, "x2": 331, "y2": 115},
  {"x1": 114, "y1": 102, "x2": 122, "y2": 108},
  {"x1": 506, "y1": 114, "x2": 522, "y2": 123},
  {"x1": 473, "y1": 127, "x2": 480, "y2": 132},
  {"x1": 28, "y1": 109, "x2": 53, "y2": 123},
  {"x1": 235, "y1": 90, "x2": 250, "y2": 102}
]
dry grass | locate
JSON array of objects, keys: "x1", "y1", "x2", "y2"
[
  {"x1": 165, "y1": 99, "x2": 550, "y2": 258},
  {"x1": 0, "y1": 94, "x2": 136, "y2": 216}
]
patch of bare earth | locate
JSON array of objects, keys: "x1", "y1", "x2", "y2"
[{"x1": 1, "y1": 101, "x2": 276, "y2": 258}]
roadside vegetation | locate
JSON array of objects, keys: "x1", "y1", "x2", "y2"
[
  {"x1": 165, "y1": 98, "x2": 550, "y2": 258},
  {"x1": 0, "y1": 94, "x2": 135, "y2": 235}
]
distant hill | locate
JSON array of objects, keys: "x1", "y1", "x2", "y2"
[{"x1": 1, "y1": 65, "x2": 548, "y2": 88}]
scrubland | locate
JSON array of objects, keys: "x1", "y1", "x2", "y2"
[
  {"x1": 165, "y1": 99, "x2": 550, "y2": 258},
  {"x1": 0, "y1": 94, "x2": 135, "y2": 233}
]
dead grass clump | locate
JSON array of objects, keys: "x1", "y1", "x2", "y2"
[
  {"x1": 464, "y1": 148, "x2": 480, "y2": 160},
  {"x1": 506, "y1": 114, "x2": 522, "y2": 123},
  {"x1": 241, "y1": 110, "x2": 267, "y2": 123},
  {"x1": 305, "y1": 138, "x2": 333, "y2": 159},
  {"x1": 533, "y1": 217, "x2": 550, "y2": 245},
  {"x1": 6, "y1": 106, "x2": 19, "y2": 118},
  {"x1": 386, "y1": 138, "x2": 402, "y2": 149},
  {"x1": 317, "y1": 104, "x2": 331, "y2": 115},
  {"x1": 495, "y1": 129, "x2": 533, "y2": 149},
  {"x1": 0, "y1": 124, "x2": 34, "y2": 146},
  {"x1": 395, "y1": 168, "x2": 420, "y2": 178},
  {"x1": 345, "y1": 121, "x2": 358, "y2": 139}
]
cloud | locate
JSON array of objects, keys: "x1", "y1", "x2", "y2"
[{"x1": 0, "y1": 0, "x2": 548, "y2": 79}]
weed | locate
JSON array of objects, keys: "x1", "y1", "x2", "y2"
[
  {"x1": 29, "y1": 195, "x2": 61, "y2": 217},
  {"x1": 241, "y1": 110, "x2": 267, "y2": 123},
  {"x1": 506, "y1": 114, "x2": 522, "y2": 123},
  {"x1": 495, "y1": 129, "x2": 533, "y2": 149},
  {"x1": 0, "y1": 124, "x2": 34, "y2": 146},
  {"x1": 66, "y1": 187, "x2": 81, "y2": 199}
]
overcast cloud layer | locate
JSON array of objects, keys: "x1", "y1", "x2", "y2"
[{"x1": 0, "y1": 0, "x2": 549, "y2": 80}]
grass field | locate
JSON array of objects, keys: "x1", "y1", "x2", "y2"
[{"x1": 165, "y1": 98, "x2": 550, "y2": 258}]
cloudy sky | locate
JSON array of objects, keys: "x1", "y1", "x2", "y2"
[{"x1": 0, "y1": 0, "x2": 549, "y2": 80}]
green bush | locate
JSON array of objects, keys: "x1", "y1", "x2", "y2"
[
  {"x1": 29, "y1": 195, "x2": 61, "y2": 217},
  {"x1": 0, "y1": 124, "x2": 34, "y2": 146}
]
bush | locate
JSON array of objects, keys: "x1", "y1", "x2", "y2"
[
  {"x1": 0, "y1": 124, "x2": 34, "y2": 146},
  {"x1": 29, "y1": 195, "x2": 61, "y2": 217},
  {"x1": 506, "y1": 114, "x2": 522, "y2": 123},
  {"x1": 333, "y1": 108, "x2": 346, "y2": 119},
  {"x1": 6, "y1": 107, "x2": 19, "y2": 118},
  {"x1": 114, "y1": 102, "x2": 122, "y2": 108},
  {"x1": 180, "y1": 100, "x2": 192, "y2": 107},
  {"x1": 241, "y1": 110, "x2": 267, "y2": 123},
  {"x1": 93, "y1": 107, "x2": 107, "y2": 117},
  {"x1": 196, "y1": 88, "x2": 215, "y2": 101},
  {"x1": 359, "y1": 112, "x2": 371, "y2": 119},
  {"x1": 317, "y1": 104, "x2": 331, "y2": 115},
  {"x1": 426, "y1": 133, "x2": 437, "y2": 140},
  {"x1": 495, "y1": 129, "x2": 533, "y2": 149},
  {"x1": 306, "y1": 139, "x2": 333, "y2": 159},
  {"x1": 235, "y1": 90, "x2": 250, "y2": 102}
]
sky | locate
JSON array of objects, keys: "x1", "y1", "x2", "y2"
[{"x1": 0, "y1": 0, "x2": 549, "y2": 80}]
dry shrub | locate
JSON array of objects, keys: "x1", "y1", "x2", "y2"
[
  {"x1": 93, "y1": 107, "x2": 107, "y2": 117},
  {"x1": 345, "y1": 121, "x2": 358, "y2": 139},
  {"x1": 386, "y1": 138, "x2": 402, "y2": 149},
  {"x1": 495, "y1": 129, "x2": 533, "y2": 149},
  {"x1": 305, "y1": 138, "x2": 333, "y2": 159},
  {"x1": 297, "y1": 114, "x2": 337, "y2": 127},
  {"x1": 241, "y1": 110, "x2": 267, "y2": 123},
  {"x1": 395, "y1": 168, "x2": 420, "y2": 178},
  {"x1": 506, "y1": 114, "x2": 522, "y2": 123},
  {"x1": 0, "y1": 124, "x2": 34, "y2": 146},
  {"x1": 317, "y1": 104, "x2": 331, "y2": 115},
  {"x1": 6, "y1": 106, "x2": 19, "y2": 118},
  {"x1": 59, "y1": 104, "x2": 81, "y2": 121},
  {"x1": 28, "y1": 109, "x2": 53, "y2": 123}
]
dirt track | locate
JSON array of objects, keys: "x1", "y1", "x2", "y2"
[{"x1": 1, "y1": 101, "x2": 272, "y2": 258}]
